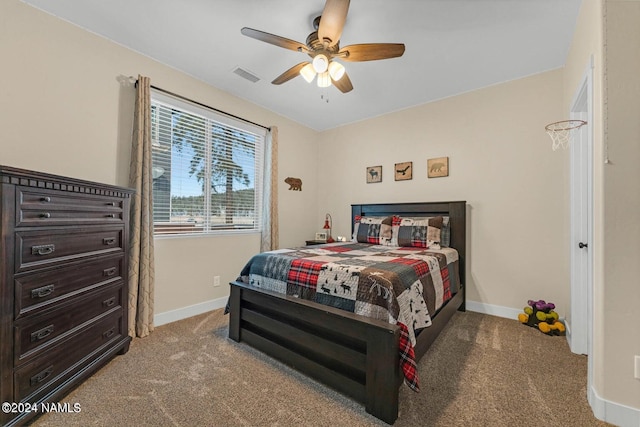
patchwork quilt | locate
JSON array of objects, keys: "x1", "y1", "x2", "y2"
[{"x1": 235, "y1": 242, "x2": 461, "y2": 391}]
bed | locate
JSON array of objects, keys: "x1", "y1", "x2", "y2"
[{"x1": 228, "y1": 201, "x2": 466, "y2": 424}]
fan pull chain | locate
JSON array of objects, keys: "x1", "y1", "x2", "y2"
[{"x1": 321, "y1": 87, "x2": 329, "y2": 103}]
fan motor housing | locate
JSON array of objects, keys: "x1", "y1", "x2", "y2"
[{"x1": 306, "y1": 31, "x2": 339, "y2": 57}]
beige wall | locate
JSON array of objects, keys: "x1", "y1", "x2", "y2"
[
  {"x1": 0, "y1": 0, "x2": 320, "y2": 314},
  {"x1": 318, "y1": 70, "x2": 568, "y2": 314},
  {"x1": 601, "y1": 0, "x2": 640, "y2": 411}
]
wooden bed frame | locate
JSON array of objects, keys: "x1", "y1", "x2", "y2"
[{"x1": 228, "y1": 201, "x2": 466, "y2": 424}]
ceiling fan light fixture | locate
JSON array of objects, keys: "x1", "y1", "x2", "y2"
[
  {"x1": 312, "y1": 54, "x2": 329, "y2": 73},
  {"x1": 317, "y1": 71, "x2": 331, "y2": 88},
  {"x1": 300, "y1": 63, "x2": 316, "y2": 83},
  {"x1": 241, "y1": 0, "x2": 402, "y2": 96},
  {"x1": 328, "y1": 61, "x2": 345, "y2": 81}
]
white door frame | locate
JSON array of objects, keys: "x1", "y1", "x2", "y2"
[{"x1": 569, "y1": 56, "x2": 594, "y2": 386}]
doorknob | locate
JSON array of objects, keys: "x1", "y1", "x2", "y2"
[{"x1": 578, "y1": 242, "x2": 588, "y2": 249}]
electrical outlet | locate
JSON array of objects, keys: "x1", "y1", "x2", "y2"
[
  {"x1": 213, "y1": 275, "x2": 220, "y2": 287},
  {"x1": 635, "y1": 355, "x2": 640, "y2": 380}
]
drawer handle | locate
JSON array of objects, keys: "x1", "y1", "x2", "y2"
[
  {"x1": 103, "y1": 328, "x2": 115, "y2": 339},
  {"x1": 106, "y1": 214, "x2": 117, "y2": 218},
  {"x1": 40, "y1": 197, "x2": 51, "y2": 203},
  {"x1": 30, "y1": 365, "x2": 54, "y2": 386},
  {"x1": 106, "y1": 202, "x2": 116, "y2": 206},
  {"x1": 103, "y1": 267, "x2": 117, "y2": 277},
  {"x1": 31, "y1": 325, "x2": 54, "y2": 342},
  {"x1": 103, "y1": 297, "x2": 116, "y2": 307},
  {"x1": 39, "y1": 212, "x2": 51, "y2": 218},
  {"x1": 31, "y1": 284, "x2": 55, "y2": 299},
  {"x1": 103, "y1": 237, "x2": 116, "y2": 246},
  {"x1": 31, "y1": 244, "x2": 55, "y2": 256}
]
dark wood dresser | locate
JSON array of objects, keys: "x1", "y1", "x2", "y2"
[{"x1": 0, "y1": 166, "x2": 133, "y2": 426}]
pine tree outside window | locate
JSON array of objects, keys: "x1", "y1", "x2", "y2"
[{"x1": 150, "y1": 91, "x2": 266, "y2": 236}]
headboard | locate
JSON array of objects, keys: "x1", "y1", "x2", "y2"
[{"x1": 351, "y1": 201, "x2": 466, "y2": 287}]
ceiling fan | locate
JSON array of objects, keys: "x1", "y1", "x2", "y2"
[{"x1": 241, "y1": 0, "x2": 405, "y2": 93}]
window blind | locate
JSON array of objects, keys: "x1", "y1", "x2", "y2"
[{"x1": 150, "y1": 90, "x2": 266, "y2": 236}]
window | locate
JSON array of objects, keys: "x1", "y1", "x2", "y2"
[{"x1": 150, "y1": 91, "x2": 266, "y2": 236}]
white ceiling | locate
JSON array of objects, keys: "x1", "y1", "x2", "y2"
[{"x1": 22, "y1": 0, "x2": 582, "y2": 131}]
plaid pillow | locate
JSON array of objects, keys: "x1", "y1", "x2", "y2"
[
  {"x1": 390, "y1": 216, "x2": 450, "y2": 247},
  {"x1": 353, "y1": 216, "x2": 393, "y2": 245},
  {"x1": 396, "y1": 216, "x2": 444, "y2": 249},
  {"x1": 440, "y1": 216, "x2": 451, "y2": 247}
]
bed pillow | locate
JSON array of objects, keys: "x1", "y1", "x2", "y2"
[
  {"x1": 390, "y1": 216, "x2": 450, "y2": 247},
  {"x1": 352, "y1": 216, "x2": 393, "y2": 245},
  {"x1": 389, "y1": 215, "x2": 403, "y2": 246},
  {"x1": 395, "y1": 216, "x2": 444, "y2": 249},
  {"x1": 440, "y1": 216, "x2": 451, "y2": 247}
]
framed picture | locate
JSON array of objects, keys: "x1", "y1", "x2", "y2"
[
  {"x1": 366, "y1": 165, "x2": 382, "y2": 183},
  {"x1": 315, "y1": 232, "x2": 327, "y2": 241},
  {"x1": 394, "y1": 161, "x2": 413, "y2": 181},
  {"x1": 427, "y1": 157, "x2": 449, "y2": 178}
]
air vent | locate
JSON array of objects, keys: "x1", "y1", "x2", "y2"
[{"x1": 233, "y1": 67, "x2": 260, "y2": 83}]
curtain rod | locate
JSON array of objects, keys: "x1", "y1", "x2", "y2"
[{"x1": 136, "y1": 80, "x2": 270, "y2": 131}]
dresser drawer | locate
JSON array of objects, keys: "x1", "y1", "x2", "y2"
[
  {"x1": 15, "y1": 255, "x2": 124, "y2": 319},
  {"x1": 15, "y1": 226, "x2": 124, "y2": 273},
  {"x1": 15, "y1": 284, "x2": 124, "y2": 363},
  {"x1": 16, "y1": 187, "x2": 125, "y2": 226},
  {"x1": 13, "y1": 312, "x2": 124, "y2": 402}
]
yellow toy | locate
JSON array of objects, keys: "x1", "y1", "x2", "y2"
[{"x1": 518, "y1": 299, "x2": 565, "y2": 335}]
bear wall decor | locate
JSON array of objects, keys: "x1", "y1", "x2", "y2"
[{"x1": 284, "y1": 177, "x2": 302, "y2": 191}]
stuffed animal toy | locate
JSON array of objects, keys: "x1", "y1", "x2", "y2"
[{"x1": 518, "y1": 299, "x2": 565, "y2": 335}]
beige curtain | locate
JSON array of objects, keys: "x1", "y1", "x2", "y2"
[
  {"x1": 128, "y1": 74, "x2": 155, "y2": 338},
  {"x1": 260, "y1": 126, "x2": 279, "y2": 252}
]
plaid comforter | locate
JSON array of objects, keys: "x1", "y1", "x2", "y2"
[{"x1": 236, "y1": 242, "x2": 460, "y2": 391}]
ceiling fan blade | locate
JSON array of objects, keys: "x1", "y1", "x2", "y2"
[
  {"x1": 271, "y1": 62, "x2": 309, "y2": 85},
  {"x1": 332, "y1": 71, "x2": 353, "y2": 93},
  {"x1": 241, "y1": 27, "x2": 308, "y2": 53},
  {"x1": 318, "y1": 0, "x2": 350, "y2": 47},
  {"x1": 338, "y1": 43, "x2": 405, "y2": 62}
]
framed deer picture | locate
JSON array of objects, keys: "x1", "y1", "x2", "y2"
[{"x1": 366, "y1": 165, "x2": 382, "y2": 183}]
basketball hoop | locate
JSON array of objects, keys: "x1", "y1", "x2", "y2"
[{"x1": 545, "y1": 120, "x2": 587, "y2": 151}]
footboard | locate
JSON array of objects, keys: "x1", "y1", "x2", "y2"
[{"x1": 228, "y1": 281, "x2": 401, "y2": 424}]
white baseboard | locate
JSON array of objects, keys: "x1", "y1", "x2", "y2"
[
  {"x1": 155, "y1": 299, "x2": 520, "y2": 329},
  {"x1": 590, "y1": 385, "x2": 640, "y2": 427},
  {"x1": 154, "y1": 296, "x2": 228, "y2": 327},
  {"x1": 467, "y1": 301, "x2": 570, "y2": 335},
  {"x1": 465, "y1": 300, "x2": 522, "y2": 320},
  {"x1": 154, "y1": 299, "x2": 521, "y2": 328},
  {"x1": 564, "y1": 317, "x2": 573, "y2": 346}
]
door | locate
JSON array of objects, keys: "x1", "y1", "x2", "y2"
[{"x1": 569, "y1": 58, "x2": 593, "y2": 358}]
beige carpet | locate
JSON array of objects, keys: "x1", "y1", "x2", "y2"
[{"x1": 34, "y1": 309, "x2": 610, "y2": 426}]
